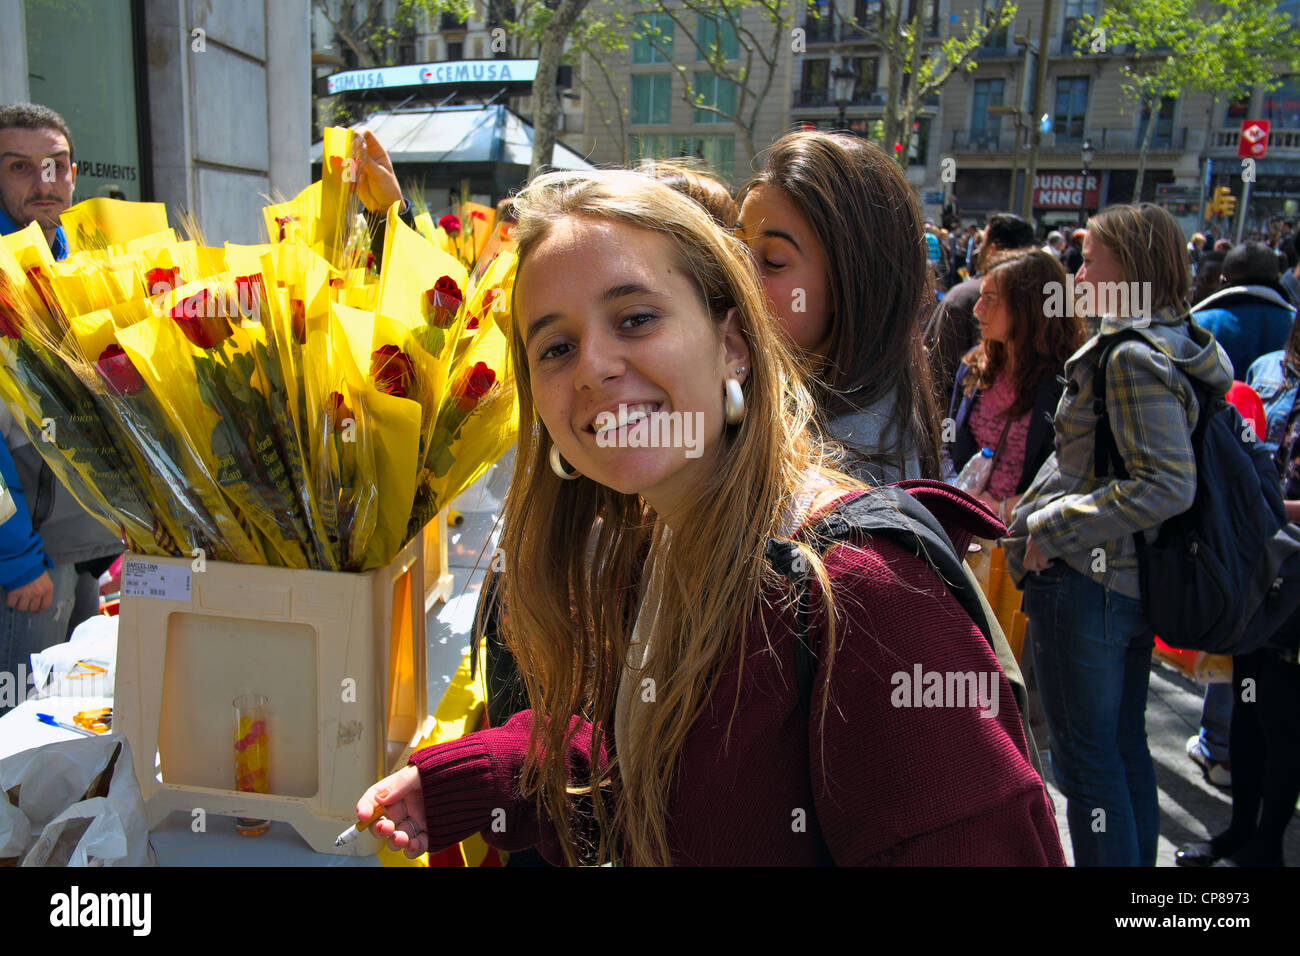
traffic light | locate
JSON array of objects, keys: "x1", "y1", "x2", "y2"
[{"x1": 1212, "y1": 186, "x2": 1236, "y2": 218}]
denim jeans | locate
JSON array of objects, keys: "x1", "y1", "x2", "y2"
[
  {"x1": 1024, "y1": 562, "x2": 1158, "y2": 866},
  {"x1": 0, "y1": 563, "x2": 77, "y2": 716},
  {"x1": 1197, "y1": 682, "x2": 1233, "y2": 764}
]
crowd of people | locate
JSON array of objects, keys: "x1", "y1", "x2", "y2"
[
  {"x1": 352, "y1": 127, "x2": 1300, "y2": 867},
  {"x1": 2, "y1": 99, "x2": 1297, "y2": 867}
]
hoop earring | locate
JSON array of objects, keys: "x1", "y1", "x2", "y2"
[
  {"x1": 549, "y1": 443, "x2": 579, "y2": 480},
  {"x1": 724, "y1": 377, "x2": 746, "y2": 426}
]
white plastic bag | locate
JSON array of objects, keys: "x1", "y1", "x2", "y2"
[
  {"x1": 0, "y1": 734, "x2": 154, "y2": 866},
  {"x1": 28, "y1": 614, "x2": 119, "y2": 701}
]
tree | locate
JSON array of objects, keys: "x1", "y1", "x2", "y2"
[
  {"x1": 1076, "y1": 0, "x2": 1300, "y2": 202},
  {"x1": 313, "y1": 0, "x2": 427, "y2": 68},
  {"x1": 630, "y1": 0, "x2": 796, "y2": 164},
  {"x1": 527, "y1": 0, "x2": 592, "y2": 177},
  {"x1": 840, "y1": 0, "x2": 1017, "y2": 166}
]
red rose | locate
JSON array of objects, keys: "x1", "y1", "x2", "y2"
[
  {"x1": 0, "y1": 274, "x2": 24, "y2": 339},
  {"x1": 454, "y1": 361, "x2": 495, "y2": 411},
  {"x1": 439, "y1": 214, "x2": 461, "y2": 237},
  {"x1": 425, "y1": 275, "x2": 462, "y2": 328},
  {"x1": 471, "y1": 210, "x2": 486, "y2": 221},
  {"x1": 234, "y1": 274, "x2": 263, "y2": 319},
  {"x1": 275, "y1": 215, "x2": 295, "y2": 241},
  {"x1": 290, "y1": 299, "x2": 306, "y2": 345},
  {"x1": 25, "y1": 267, "x2": 58, "y2": 318},
  {"x1": 145, "y1": 266, "x2": 180, "y2": 297},
  {"x1": 97, "y1": 344, "x2": 146, "y2": 396},
  {"x1": 170, "y1": 288, "x2": 233, "y2": 349},
  {"x1": 466, "y1": 315, "x2": 479, "y2": 331},
  {"x1": 326, "y1": 391, "x2": 353, "y2": 432},
  {"x1": 371, "y1": 345, "x2": 415, "y2": 398}
]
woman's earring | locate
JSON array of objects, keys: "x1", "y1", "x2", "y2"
[
  {"x1": 549, "y1": 443, "x2": 579, "y2": 480},
  {"x1": 724, "y1": 376, "x2": 746, "y2": 426}
]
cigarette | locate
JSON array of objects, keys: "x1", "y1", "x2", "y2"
[{"x1": 334, "y1": 804, "x2": 386, "y2": 847}]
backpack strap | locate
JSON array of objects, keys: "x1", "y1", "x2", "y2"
[{"x1": 767, "y1": 485, "x2": 996, "y2": 712}]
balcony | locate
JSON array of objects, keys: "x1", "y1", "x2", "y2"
[
  {"x1": 440, "y1": 12, "x2": 468, "y2": 32},
  {"x1": 803, "y1": 17, "x2": 837, "y2": 42},
  {"x1": 792, "y1": 88, "x2": 885, "y2": 109},
  {"x1": 1037, "y1": 126, "x2": 1190, "y2": 154},
  {"x1": 793, "y1": 88, "x2": 830, "y2": 108},
  {"x1": 1211, "y1": 126, "x2": 1300, "y2": 152},
  {"x1": 952, "y1": 129, "x2": 1006, "y2": 152},
  {"x1": 975, "y1": 41, "x2": 1016, "y2": 60}
]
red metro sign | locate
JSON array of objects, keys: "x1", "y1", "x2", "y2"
[{"x1": 1239, "y1": 120, "x2": 1270, "y2": 159}]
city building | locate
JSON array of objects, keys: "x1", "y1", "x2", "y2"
[{"x1": 1, "y1": 0, "x2": 312, "y2": 246}]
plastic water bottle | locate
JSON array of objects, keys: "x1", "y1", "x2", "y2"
[{"x1": 953, "y1": 447, "x2": 995, "y2": 495}]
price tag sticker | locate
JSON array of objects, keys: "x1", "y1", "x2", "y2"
[{"x1": 122, "y1": 560, "x2": 192, "y2": 602}]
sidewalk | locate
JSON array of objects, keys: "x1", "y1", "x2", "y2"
[{"x1": 431, "y1": 457, "x2": 1298, "y2": 866}]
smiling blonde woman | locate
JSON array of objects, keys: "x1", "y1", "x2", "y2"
[{"x1": 355, "y1": 170, "x2": 1063, "y2": 866}]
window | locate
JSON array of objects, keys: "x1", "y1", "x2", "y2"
[
  {"x1": 798, "y1": 58, "x2": 829, "y2": 107},
  {"x1": 397, "y1": 34, "x2": 416, "y2": 65},
  {"x1": 630, "y1": 74, "x2": 672, "y2": 125},
  {"x1": 628, "y1": 134, "x2": 735, "y2": 182},
  {"x1": 1054, "y1": 76, "x2": 1089, "y2": 141},
  {"x1": 487, "y1": 0, "x2": 515, "y2": 28},
  {"x1": 1264, "y1": 76, "x2": 1300, "y2": 129},
  {"x1": 910, "y1": 0, "x2": 939, "y2": 36},
  {"x1": 981, "y1": 0, "x2": 1008, "y2": 49},
  {"x1": 632, "y1": 13, "x2": 674, "y2": 64},
  {"x1": 1138, "y1": 97, "x2": 1175, "y2": 147},
  {"x1": 472, "y1": 36, "x2": 484, "y2": 59},
  {"x1": 853, "y1": 0, "x2": 882, "y2": 32},
  {"x1": 447, "y1": 40, "x2": 463, "y2": 60},
  {"x1": 908, "y1": 118, "x2": 931, "y2": 166},
  {"x1": 697, "y1": 13, "x2": 739, "y2": 60},
  {"x1": 1226, "y1": 95, "x2": 1251, "y2": 123},
  {"x1": 806, "y1": 0, "x2": 835, "y2": 41},
  {"x1": 693, "y1": 73, "x2": 738, "y2": 123},
  {"x1": 1062, "y1": 0, "x2": 1097, "y2": 46},
  {"x1": 971, "y1": 78, "x2": 1004, "y2": 144},
  {"x1": 852, "y1": 57, "x2": 879, "y2": 102}
]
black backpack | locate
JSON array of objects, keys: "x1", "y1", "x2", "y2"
[
  {"x1": 473, "y1": 484, "x2": 1041, "y2": 772},
  {"x1": 765, "y1": 482, "x2": 1040, "y2": 774},
  {"x1": 1092, "y1": 329, "x2": 1300, "y2": 656}
]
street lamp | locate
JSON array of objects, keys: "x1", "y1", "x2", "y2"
[
  {"x1": 831, "y1": 59, "x2": 857, "y2": 132},
  {"x1": 1078, "y1": 137, "x2": 1095, "y2": 229}
]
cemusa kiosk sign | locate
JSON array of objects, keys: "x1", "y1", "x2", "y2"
[{"x1": 326, "y1": 59, "x2": 540, "y2": 96}]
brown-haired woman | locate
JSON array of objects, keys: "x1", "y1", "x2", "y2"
[
  {"x1": 737, "y1": 131, "x2": 941, "y2": 483},
  {"x1": 352, "y1": 170, "x2": 1062, "y2": 866},
  {"x1": 1003, "y1": 203, "x2": 1233, "y2": 866},
  {"x1": 637, "y1": 158, "x2": 738, "y2": 230},
  {"x1": 948, "y1": 249, "x2": 1085, "y2": 521}
]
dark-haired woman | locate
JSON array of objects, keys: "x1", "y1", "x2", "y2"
[
  {"x1": 948, "y1": 249, "x2": 1085, "y2": 522},
  {"x1": 737, "y1": 131, "x2": 941, "y2": 483}
]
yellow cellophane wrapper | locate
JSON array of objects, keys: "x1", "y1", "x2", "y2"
[
  {"x1": 412, "y1": 211, "x2": 438, "y2": 246},
  {"x1": 324, "y1": 301, "x2": 422, "y2": 570},
  {"x1": 66, "y1": 308, "x2": 266, "y2": 564},
  {"x1": 60, "y1": 198, "x2": 169, "y2": 254},
  {"x1": 462, "y1": 201, "x2": 496, "y2": 263},
  {"x1": 116, "y1": 285, "x2": 313, "y2": 568},
  {"x1": 318, "y1": 126, "x2": 357, "y2": 265},
  {"x1": 264, "y1": 181, "x2": 322, "y2": 250},
  {"x1": 417, "y1": 318, "x2": 517, "y2": 531}
]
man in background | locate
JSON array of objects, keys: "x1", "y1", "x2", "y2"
[{"x1": 0, "y1": 103, "x2": 122, "y2": 712}]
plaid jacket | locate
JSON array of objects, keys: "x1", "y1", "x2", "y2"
[{"x1": 1002, "y1": 307, "x2": 1234, "y2": 599}]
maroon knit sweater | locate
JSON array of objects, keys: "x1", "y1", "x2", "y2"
[{"x1": 410, "y1": 483, "x2": 1066, "y2": 866}]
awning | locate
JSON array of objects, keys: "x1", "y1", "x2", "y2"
[{"x1": 310, "y1": 104, "x2": 593, "y2": 170}]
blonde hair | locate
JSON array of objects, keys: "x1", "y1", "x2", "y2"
[
  {"x1": 636, "y1": 157, "x2": 739, "y2": 229},
  {"x1": 502, "y1": 170, "x2": 859, "y2": 865}
]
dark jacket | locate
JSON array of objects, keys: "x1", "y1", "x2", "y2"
[
  {"x1": 947, "y1": 362, "x2": 1062, "y2": 496},
  {"x1": 1190, "y1": 283, "x2": 1296, "y2": 380}
]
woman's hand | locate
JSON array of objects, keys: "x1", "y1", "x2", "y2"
[
  {"x1": 1023, "y1": 534, "x2": 1055, "y2": 573},
  {"x1": 354, "y1": 129, "x2": 403, "y2": 214},
  {"x1": 357, "y1": 765, "x2": 428, "y2": 858}
]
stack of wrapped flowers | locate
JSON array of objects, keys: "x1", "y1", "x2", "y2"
[{"x1": 0, "y1": 127, "x2": 517, "y2": 572}]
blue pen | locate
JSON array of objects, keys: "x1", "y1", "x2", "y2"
[{"x1": 36, "y1": 713, "x2": 98, "y2": 737}]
